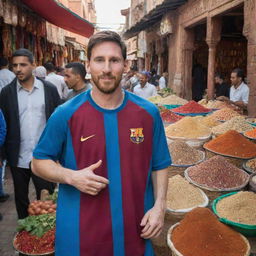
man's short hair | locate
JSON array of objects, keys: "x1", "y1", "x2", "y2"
[
  {"x1": 44, "y1": 62, "x2": 56, "y2": 72},
  {"x1": 215, "y1": 73, "x2": 224, "y2": 80},
  {"x1": 12, "y1": 48, "x2": 34, "y2": 63},
  {"x1": 87, "y1": 30, "x2": 127, "y2": 60},
  {"x1": 0, "y1": 57, "x2": 8, "y2": 68},
  {"x1": 232, "y1": 68, "x2": 244, "y2": 79},
  {"x1": 65, "y1": 62, "x2": 86, "y2": 80}
]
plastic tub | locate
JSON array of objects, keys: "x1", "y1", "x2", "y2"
[{"x1": 212, "y1": 192, "x2": 256, "y2": 237}]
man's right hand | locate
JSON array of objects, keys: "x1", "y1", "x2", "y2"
[{"x1": 69, "y1": 160, "x2": 109, "y2": 195}]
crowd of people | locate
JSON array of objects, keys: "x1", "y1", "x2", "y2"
[{"x1": 0, "y1": 29, "x2": 251, "y2": 255}]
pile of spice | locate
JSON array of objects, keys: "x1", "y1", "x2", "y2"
[
  {"x1": 212, "y1": 116, "x2": 253, "y2": 136},
  {"x1": 204, "y1": 130, "x2": 256, "y2": 159},
  {"x1": 165, "y1": 117, "x2": 211, "y2": 139},
  {"x1": 167, "y1": 175, "x2": 206, "y2": 210},
  {"x1": 244, "y1": 127, "x2": 256, "y2": 138},
  {"x1": 194, "y1": 115, "x2": 221, "y2": 128},
  {"x1": 216, "y1": 191, "x2": 256, "y2": 225},
  {"x1": 199, "y1": 99, "x2": 230, "y2": 109},
  {"x1": 160, "y1": 109, "x2": 183, "y2": 123},
  {"x1": 147, "y1": 95, "x2": 162, "y2": 104},
  {"x1": 186, "y1": 155, "x2": 249, "y2": 190},
  {"x1": 158, "y1": 94, "x2": 188, "y2": 105},
  {"x1": 172, "y1": 100, "x2": 212, "y2": 114},
  {"x1": 168, "y1": 140, "x2": 203, "y2": 165},
  {"x1": 210, "y1": 107, "x2": 241, "y2": 121},
  {"x1": 171, "y1": 207, "x2": 249, "y2": 256},
  {"x1": 245, "y1": 158, "x2": 256, "y2": 172}
]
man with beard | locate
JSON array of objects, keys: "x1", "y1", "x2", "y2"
[
  {"x1": 32, "y1": 31, "x2": 171, "y2": 256},
  {"x1": 0, "y1": 48, "x2": 60, "y2": 219},
  {"x1": 64, "y1": 62, "x2": 91, "y2": 101}
]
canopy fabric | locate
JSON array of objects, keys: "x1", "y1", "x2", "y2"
[{"x1": 21, "y1": 0, "x2": 94, "y2": 38}]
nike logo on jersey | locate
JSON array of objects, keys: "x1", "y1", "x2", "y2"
[{"x1": 81, "y1": 134, "x2": 95, "y2": 142}]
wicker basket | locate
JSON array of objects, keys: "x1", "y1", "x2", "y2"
[{"x1": 167, "y1": 223, "x2": 251, "y2": 256}]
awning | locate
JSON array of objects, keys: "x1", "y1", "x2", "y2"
[
  {"x1": 21, "y1": 0, "x2": 94, "y2": 38},
  {"x1": 123, "y1": 0, "x2": 187, "y2": 39}
]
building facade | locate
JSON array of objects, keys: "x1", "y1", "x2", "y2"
[{"x1": 123, "y1": 0, "x2": 256, "y2": 116}]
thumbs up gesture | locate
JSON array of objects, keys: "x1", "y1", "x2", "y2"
[{"x1": 70, "y1": 160, "x2": 109, "y2": 195}]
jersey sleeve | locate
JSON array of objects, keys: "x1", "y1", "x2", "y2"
[
  {"x1": 33, "y1": 106, "x2": 67, "y2": 161},
  {"x1": 152, "y1": 110, "x2": 171, "y2": 170}
]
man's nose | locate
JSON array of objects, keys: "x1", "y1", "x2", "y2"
[{"x1": 103, "y1": 61, "x2": 111, "y2": 73}]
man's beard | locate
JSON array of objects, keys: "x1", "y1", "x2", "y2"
[{"x1": 91, "y1": 74, "x2": 121, "y2": 94}]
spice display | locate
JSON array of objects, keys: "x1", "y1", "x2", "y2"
[
  {"x1": 160, "y1": 109, "x2": 183, "y2": 123},
  {"x1": 147, "y1": 95, "x2": 162, "y2": 104},
  {"x1": 167, "y1": 175, "x2": 205, "y2": 210},
  {"x1": 28, "y1": 200, "x2": 57, "y2": 215},
  {"x1": 194, "y1": 115, "x2": 221, "y2": 128},
  {"x1": 244, "y1": 127, "x2": 256, "y2": 138},
  {"x1": 187, "y1": 155, "x2": 249, "y2": 190},
  {"x1": 158, "y1": 94, "x2": 188, "y2": 105},
  {"x1": 14, "y1": 228, "x2": 55, "y2": 255},
  {"x1": 172, "y1": 100, "x2": 211, "y2": 114},
  {"x1": 210, "y1": 107, "x2": 241, "y2": 121},
  {"x1": 168, "y1": 140, "x2": 203, "y2": 165},
  {"x1": 216, "y1": 191, "x2": 256, "y2": 225},
  {"x1": 246, "y1": 159, "x2": 256, "y2": 172},
  {"x1": 171, "y1": 207, "x2": 249, "y2": 256},
  {"x1": 204, "y1": 130, "x2": 256, "y2": 159},
  {"x1": 212, "y1": 116, "x2": 253, "y2": 135},
  {"x1": 165, "y1": 117, "x2": 211, "y2": 139}
]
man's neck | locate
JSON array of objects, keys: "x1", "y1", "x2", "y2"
[
  {"x1": 91, "y1": 87, "x2": 124, "y2": 110},
  {"x1": 19, "y1": 76, "x2": 35, "y2": 91},
  {"x1": 234, "y1": 81, "x2": 242, "y2": 89},
  {"x1": 141, "y1": 82, "x2": 147, "y2": 88},
  {"x1": 74, "y1": 81, "x2": 86, "y2": 92}
]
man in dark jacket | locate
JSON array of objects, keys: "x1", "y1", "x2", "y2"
[
  {"x1": 0, "y1": 48, "x2": 60, "y2": 219},
  {"x1": 214, "y1": 73, "x2": 230, "y2": 98}
]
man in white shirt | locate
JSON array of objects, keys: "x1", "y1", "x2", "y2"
[
  {"x1": 44, "y1": 62, "x2": 69, "y2": 100},
  {"x1": 0, "y1": 57, "x2": 15, "y2": 91},
  {"x1": 217, "y1": 68, "x2": 249, "y2": 110},
  {"x1": 133, "y1": 71, "x2": 157, "y2": 99},
  {"x1": 159, "y1": 72, "x2": 168, "y2": 90}
]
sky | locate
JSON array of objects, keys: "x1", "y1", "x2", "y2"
[{"x1": 94, "y1": 0, "x2": 130, "y2": 31}]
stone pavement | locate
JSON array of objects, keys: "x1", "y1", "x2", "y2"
[{"x1": 0, "y1": 167, "x2": 35, "y2": 256}]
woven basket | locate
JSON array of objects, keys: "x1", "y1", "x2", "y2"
[{"x1": 167, "y1": 223, "x2": 251, "y2": 256}]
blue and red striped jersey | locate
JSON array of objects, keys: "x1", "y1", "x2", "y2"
[{"x1": 33, "y1": 90, "x2": 171, "y2": 256}]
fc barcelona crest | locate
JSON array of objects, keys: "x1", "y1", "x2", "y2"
[{"x1": 130, "y1": 128, "x2": 144, "y2": 144}]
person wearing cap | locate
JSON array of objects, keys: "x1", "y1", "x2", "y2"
[
  {"x1": 34, "y1": 66, "x2": 47, "y2": 80},
  {"x1": 64, "y1": 62, "x2": 91, "y2": 101},
  {"x1": 133, "y1": 71, "x2": 157, "y2": 99}
]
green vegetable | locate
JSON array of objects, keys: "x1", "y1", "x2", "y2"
[
  {"x1": 17, "y1": 214, "x2": 56, "y2": 237},
  {"x1": 46, "y1": 189, "x2": 58, "y2": 203}
]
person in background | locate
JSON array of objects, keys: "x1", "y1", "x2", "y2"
[
  {"x1": 217, "y1": 68, "x2": 249, "y2": 110},
  {"x1": 0, "y1": 109, "x2": 7, "y2": 221},
  {"x1": 159, "y1": 72, "x2": 168, "y2": 90},
  {"x1": 32, "y1": 30, "x2": 171, "y2": 256},
  {"x1": 149, "y1": 68, "x2": 160, "y2": 88},
  {"x1": 214, "y1": 73, "x2": 230, "y2": 98},
  {"x1": 34, "y1": 66, "x2": 47, "y2": 80},
  {"x1": 133, "y1": 71, "x2": 157, "y2": 99},
  {"x1": 56, "y1": 66, "x2": 65, "y2": 76},
  {"x1": 44, "y1": 62, "x2": 69, "y2": 100},
  {"x1": 64, "y1": 62, "x2": 91, "y2": 101},
  {"x1": 0, "y1": 48, "x2": 60, "y2": 219},
  {"x1": 0, "y1": 57, "x2": 15, "y2": 92},
  {"x1": 192, "y1": 62, "x2": 206, "y2": 102}
]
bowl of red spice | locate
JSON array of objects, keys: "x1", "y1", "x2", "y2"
[
  {"x1": 171, "y1": 100, "x2": 212, "y2": 116},
  {"x1": 244, "y1": 128, "x2": 256, "y2": 140},
  {"x1": 13, "y1": 229, "x2": 55, "y2": 256},
  {"x1": 167, "y1": 207, "x2": 251, "y2": 256}
]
